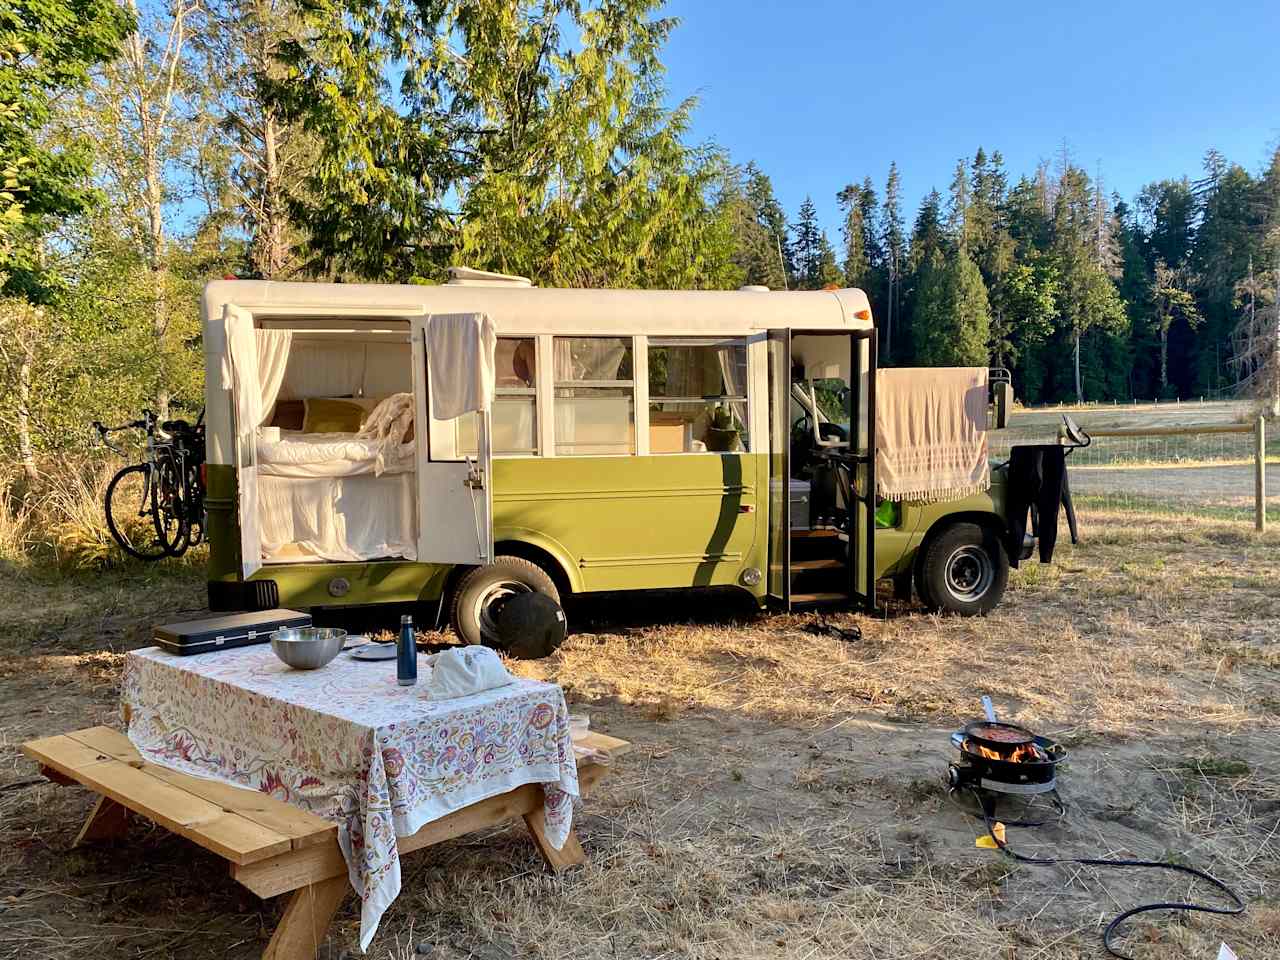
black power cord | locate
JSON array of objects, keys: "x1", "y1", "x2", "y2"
[{"x1": 961, "y1": 785, "x2": 1245, "y2": 959}]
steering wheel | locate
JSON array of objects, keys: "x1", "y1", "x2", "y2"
[{"x1": 791, "y1": 415, "x2": 848, "y2": 477}]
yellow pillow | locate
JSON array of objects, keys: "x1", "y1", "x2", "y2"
[{"x1": 302, "y1": 397, "x2": 365, "y2": 434}]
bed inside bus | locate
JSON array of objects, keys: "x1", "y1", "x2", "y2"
[{"x1": 251, "y1": 321, "x2": 419, "y2": 564}]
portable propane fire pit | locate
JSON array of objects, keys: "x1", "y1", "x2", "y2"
[
  {"x1": 947, "y1": 719, "x2": 1067, "y2": 816},
  {"x1": 942, "y1": 710, "x2": 1247, "y2": 960}
]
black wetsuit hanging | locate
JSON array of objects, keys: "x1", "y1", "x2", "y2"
[{"x1": 1006, "y1": 445, "x2": 1071, "y2": 568}]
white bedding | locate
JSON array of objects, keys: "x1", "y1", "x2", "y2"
[
  {"x1": 256, "y1": 432, "x2": 415, "y2": 478},
  {"x1": 260, "y1": 473, "x2": 417, "y2": 563}
]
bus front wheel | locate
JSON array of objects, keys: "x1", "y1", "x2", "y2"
[
  {"x1": 917, "y1": 522, "x2": 1008, "y2": 616},
  {"x1": 450, "y1": 556, "x2": 561, "y2": 649}
]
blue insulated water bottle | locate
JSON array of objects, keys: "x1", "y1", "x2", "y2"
[{"x1": 397, "y1": 614, "x2": 417, "y2": 686}]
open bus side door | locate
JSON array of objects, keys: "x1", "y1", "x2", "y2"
[
  {"x1": 224, "y1": 303, "x2": 263, "y2": 580},
  {"x1": 766, "y1": 329, "x2": 791, "y2": 608},
  {"x1": 411, "y1": 315, "x2": 495, "y2": 567}
]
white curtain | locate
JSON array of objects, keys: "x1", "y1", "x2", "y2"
[
  {"x1": 256, "y1": 330, "x2": 292, "y2": 427},
  {"x1": 278, "y1": 340, "x2": 366, "y2": 401},
  {"x1": 554, "y1": 338, "x2": 629, "y2": 451},
  {"x1": 717, "y1": 344, "x2": 748, "y2": 447}
]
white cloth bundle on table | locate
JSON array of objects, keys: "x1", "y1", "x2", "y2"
[
  {"x1": 427, "y1": 313, "x2": 496, "y2": 420},
  {"x1": 875, "y1": 367, "x2": 990, "y2": 503},
  {"x1": 426, "y1": 646, "x2": 515, "y2": 700}
]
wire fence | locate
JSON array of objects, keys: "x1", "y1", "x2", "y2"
[{"x1": 990, "y1": 417, "x2": 1277, "y2": 529}]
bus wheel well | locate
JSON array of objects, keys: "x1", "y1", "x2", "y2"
[
  {"x1": 915, "y1": 512, "x2": 1007, "y2": 575},
  {"x1": 491, "y1": 540, "x2": 573, "y2": 598}
]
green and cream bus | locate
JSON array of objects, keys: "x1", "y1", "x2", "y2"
[{"x1": 202, "y1": 268, "x2": 1015, "y2": 645}]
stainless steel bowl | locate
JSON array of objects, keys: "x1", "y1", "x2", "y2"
[{"x1": 270, "y1": 627, "x2": 347, "y2": 670}]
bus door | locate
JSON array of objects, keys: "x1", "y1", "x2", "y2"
[
  {"x1": 770, "y1": 328, "x2": 877, "y2": 612},
  {"x1": 411, "y1": 315, "x2": 495, "y2": 566}
]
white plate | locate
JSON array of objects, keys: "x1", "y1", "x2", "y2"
[{"x1": 349, "y1": 644, "x2": 398, "y2": 661}]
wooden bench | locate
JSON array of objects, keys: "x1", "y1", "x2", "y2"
[{"x1": 21, "y1": 725, "x2": 630, "y2": 960}]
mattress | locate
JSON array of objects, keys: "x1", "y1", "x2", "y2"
[
  {"x1": 259, "y1": 473, "x2": 417, "y2": 563},
  {"x1": 256, "y1": 432, "x2": 415, "y2": 478}
]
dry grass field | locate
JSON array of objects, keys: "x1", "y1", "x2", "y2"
[{"x1": 2, "y1": 506, "x2": 1278, "y2": 960}]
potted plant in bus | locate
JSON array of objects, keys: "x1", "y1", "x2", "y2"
[{"x1": 704, "y1": 402, "x2": 741, "y2": 452}]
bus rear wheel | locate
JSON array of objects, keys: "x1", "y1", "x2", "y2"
[{"x1": 450, "y1": 556, "x2": 561, "y2": 649}]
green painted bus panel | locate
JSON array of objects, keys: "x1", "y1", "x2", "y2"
[
  {"x1": 205, "y1": 464, "x2": 239, "y2": 582},
  {"x1": 256, "y1": 560, "x2": 450, "y2": 608},
  {"x1": 491, "y1": 454, "x2": 765, "y2": 593}
]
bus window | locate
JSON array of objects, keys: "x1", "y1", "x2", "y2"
[
  {"x1": 458, "y1": 337, "x2": 539, "y2": 456},
  {"x1": 553, "y1": 337, "x2": 635, "y2": 456},
  {"x1": 647, "y1": 339, "x2": 749, "y2": 453}
]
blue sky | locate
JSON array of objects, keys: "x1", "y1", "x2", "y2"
[{"x1": 660, "y1": 0, "x2": 1280, "y2": 239}]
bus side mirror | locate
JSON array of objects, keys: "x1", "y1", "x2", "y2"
[{"x1": 992, "y1": 381, "x2": 1013, "y2": 429}]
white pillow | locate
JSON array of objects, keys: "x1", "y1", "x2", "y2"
[{"x1": 426, "y1": 646, "x2": 514, "y2": 700}]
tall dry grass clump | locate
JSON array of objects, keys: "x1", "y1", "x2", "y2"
[
  {"x1": 37, "y1": 458, "x2": 128, "y2": 570},
  {"x1": 2, "y1": 457, "x2": 147, "y2": 570},
  {"x1": 0, "y1": 474, "x2": 34, "y2": 563}
]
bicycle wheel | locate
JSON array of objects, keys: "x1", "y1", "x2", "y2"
[
  {"x1": 151, "y1": 452, "x2": 189, "y2": 556},
  {"x1": 104, "y1": 464, "x2": 171, "y2": 561},
  {"x1": 182, "y1": 460, "x2": 205, "y2": 548}
]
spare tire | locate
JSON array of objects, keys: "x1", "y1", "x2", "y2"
[
  {"x1": 495, "y1": 592, "x2": 567, "y2": 660},
  {"x1": 449, "y1": 556, "x2": 560, "y2": 647}
]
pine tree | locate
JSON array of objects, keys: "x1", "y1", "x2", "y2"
[
  {"x1": 1052, "y1": 165, "x2": 1127, "y2": 402},
  {"x1": 907, "y1": 190, "x2": 945, "y2": 271},
  {"x1": 880, "y1": 162, "x2": 905, "y2": 360},
  {"x1": 837, "y1": 181, "x2": 872, "y2": 289},
  {"x1": 743, "y1": 163, "x2": 791, "y2": 287},
  {"x1": 791, "y1": 196, "x2": 822, "y2": 289},
  {"x1": 1191, "y1": 160, "x2": 1256, "y2": 393},
  {"x1": 912, "y1": 248, "x2": 991, "y2": 367},
  {"x1": 1150, "y1": 260, "x2": 1203, "y2": 395},
  {"x1": 946, "y1": 157, "x2": 971, "y2": 252},
  {"x1": 814, "y1": 231, "x2": 843, "y2": 288}
]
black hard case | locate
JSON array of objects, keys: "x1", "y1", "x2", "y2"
[{"x1": 153, "y1": 609, "x2": 311, "y2": 656}]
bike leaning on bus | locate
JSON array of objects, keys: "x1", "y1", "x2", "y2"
[{"x1": 93, "y1": 409, "x2": 207, "y2": 560}]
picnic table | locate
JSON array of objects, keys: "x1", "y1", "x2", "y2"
[{"x1": 20, "y1": 644, "x2": 630, "y2": 959}]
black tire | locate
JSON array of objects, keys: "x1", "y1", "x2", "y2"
[
  {"x1": 450, "y1": 556, "x2": 560, "y2": 648},
  {"x1": 918, "y1": 522, "x2": 1009, "y2": 616},
  {"x1": 182, "y1": 461, "x2": 205, "y2": 548},
  {"x1": 151, "y1": 452, "x2": 188, "y2": 556},
  {"x1": 104, "y1": 464, "x2": 170, "y2": 561}
]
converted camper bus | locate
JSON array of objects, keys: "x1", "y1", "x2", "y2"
[{"x1": 202, "y1": 269, "x2": 1014, "y2": 645}]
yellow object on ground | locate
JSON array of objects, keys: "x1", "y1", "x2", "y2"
[{"x1": 975, "y1": 821, "x2": 1007, "y2": 848}]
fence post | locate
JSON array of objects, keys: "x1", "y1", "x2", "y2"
[{"x1": 1257, "y1": 415, "x2": 1267, "y2": 533}]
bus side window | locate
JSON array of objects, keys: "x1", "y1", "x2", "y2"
[
  {"x1": 647, "y1": 339, "x2": 749, "y2": 453},
  {"x1": 552, "y1": 337, "x2": 635, "y2": 456},
  {"x1": 457, "y1": 337, "x2": 539, "y2": 456}
]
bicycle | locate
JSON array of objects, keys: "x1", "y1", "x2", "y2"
[{"x1": 93, "y1": 409, "x2": 206, "y2": 560}]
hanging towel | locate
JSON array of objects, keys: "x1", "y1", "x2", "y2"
[
  {"x1": 875, "y1": 367, "x2": 990, "y2": 502},
  {"x1": 428, "y1": 313, "x2": 497, "y2": 420}
]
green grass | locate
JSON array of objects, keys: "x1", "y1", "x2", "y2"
[
  {"x1": 1177, "y1": 757, "x2": 1252, "y2": 779},
  {"x1": 1072, "y1": 494, "x2": 1277, "y2": 523}
]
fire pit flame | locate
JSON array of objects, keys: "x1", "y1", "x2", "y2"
[{"x1": 968, "y1": 740, "x2": 1044, "y2": 764}]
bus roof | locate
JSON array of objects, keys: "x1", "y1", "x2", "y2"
[{"x1": 201, "y1": 279, "x2": 874, "y2": 338}]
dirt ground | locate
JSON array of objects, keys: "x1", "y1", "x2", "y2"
[{"x1": 2, "y1": 512, "x2": 1278, "y2": 960}]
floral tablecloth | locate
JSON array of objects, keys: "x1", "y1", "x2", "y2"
[{"x1": 122, "y1": 644, "x2": 578, "y2": 951}]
